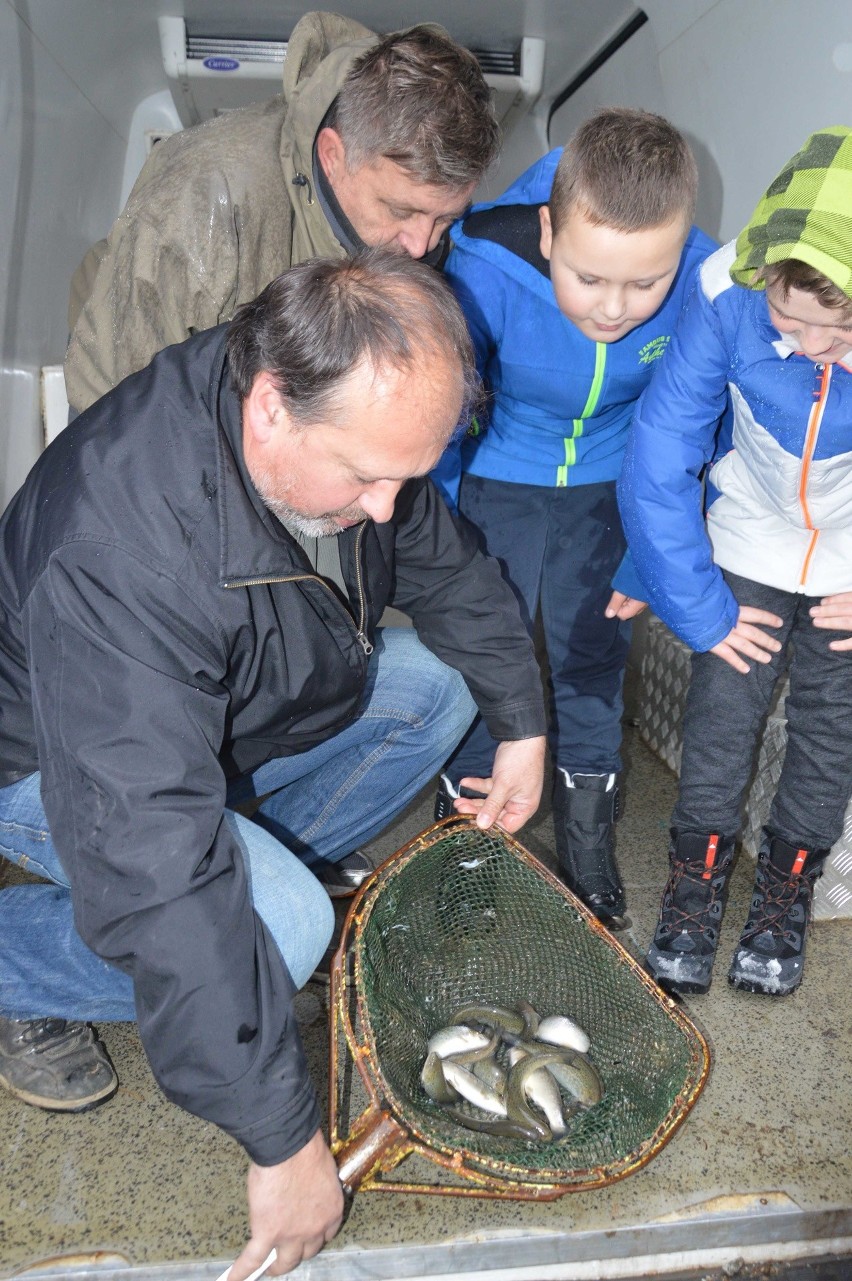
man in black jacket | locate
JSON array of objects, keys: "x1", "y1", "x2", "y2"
[{"x1": 0, "y1": 251, "x2": 545, "y2": 1278}]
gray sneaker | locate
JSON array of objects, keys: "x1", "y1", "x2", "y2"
[
  {"x1": 0, "y1": 1015, "x2": 118, "y2": 1112},
  {"x1": 319, "y1": 849, "x2": 374, "y2": 898}
]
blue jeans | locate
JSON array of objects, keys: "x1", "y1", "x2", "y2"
[{"x1": 0, "y1": 628, "x2": 475, "y2": 1021}]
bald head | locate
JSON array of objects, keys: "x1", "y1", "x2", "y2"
[{"x1": 227, "y1": 248, "x2": 478, "y2": 434}]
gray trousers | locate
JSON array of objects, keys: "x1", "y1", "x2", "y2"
[{"x1": 672, "y1": 570, "x2": 852, "y2": 850}]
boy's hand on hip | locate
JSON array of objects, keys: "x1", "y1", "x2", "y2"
[
  {"x1": 605, "y1": 590, "x2": 647, "y2": 621},
  {"x1": 229, "y1": 1131, "x2": 344, "y2": 1279},
  {"x1": 710, "y1": 605, "x2": 783, "y2": 673},
  {"x1": 455, "y1": 735, "x2": 546, "y2": 834},
  {"x1": 810, "y1": 592, "x2": 852, "y2": 650}
]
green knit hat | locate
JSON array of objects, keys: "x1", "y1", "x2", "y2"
[{"x1": 730, "y1": 126, "x2": 852, "y2": 298}]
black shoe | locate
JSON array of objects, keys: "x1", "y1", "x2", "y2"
[
  {"x1": 646, "y1": 830, "x2": 735, "y2": 995},
  {"x1": 434, "y1": 773, "x2": 488, "y2": 822},
  {"x1": 319, "y1": 849, "x2": 374, "y2": 899},
  {"x1": 0, "y1": 1016, "x2": 118, "y2": 1112},
  {"x1": 728, "y1": 833, "x2": 827, "y2": 996},
  {"x1": 553, "y1": 770, "x2": 624, "y2": 921}
]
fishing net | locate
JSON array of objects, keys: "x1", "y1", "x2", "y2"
[{"x1": 330, "y1": 817, "x2": 710, "y2": 1199}]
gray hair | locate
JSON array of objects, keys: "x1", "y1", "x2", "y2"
[
  {"x1": 227, "y1": 249, "x2": 480, "y2": 434},
  {"x1": 327, "y1": 25, "x2": 500, "y2": 190}
]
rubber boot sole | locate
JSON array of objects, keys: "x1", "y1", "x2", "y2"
[
  {"x1": 728, "y1": 948, "x2": 804, "y2": 996},
  {"x1": 0, "y1": 1068, "x2": 118, "y2": 1112},
  {"x1": 646, "y1": 943, "x2": 714, "y2": 996}
]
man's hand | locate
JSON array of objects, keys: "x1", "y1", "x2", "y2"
[
  {"x1": 810, "y1": 592, "x2": 852, "y2": 651},
  {"x1": 453, "y1": 735, "x2": 546, "y2": 833},
  {"x1": 604, "y1": 590, "x2": 647, "y2": 621},
  {"x1": 710, "y1": 605, "x2": 783, "y2": 673},
  {"x1": 229, "y1": 1131, "x2": 344, "y2": 1279}
]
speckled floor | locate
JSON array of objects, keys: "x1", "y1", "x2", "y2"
[{"x1": 2, "y1": 728, "x2": 851, "y2": 1279}]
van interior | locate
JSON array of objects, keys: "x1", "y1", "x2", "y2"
[{"x1": 2, "y1": 2, "x2": 851, "y2": 1278}]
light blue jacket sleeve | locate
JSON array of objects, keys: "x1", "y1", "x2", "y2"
[{"x1": 617, "y1": 282, "x2": 740, "y2": 651}]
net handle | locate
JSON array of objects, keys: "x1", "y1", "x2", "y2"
[{"x1": 335, "y1": 1107, "x2": 411, "y2": 1192}]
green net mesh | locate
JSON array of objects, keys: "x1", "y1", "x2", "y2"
[{"x1": 351, "y1": 821, "x2": 708, "y2": 1187}]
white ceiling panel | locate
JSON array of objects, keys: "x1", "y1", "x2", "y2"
[{"x1": 10, "y1": 0, "x2": 643, "y2": 139}]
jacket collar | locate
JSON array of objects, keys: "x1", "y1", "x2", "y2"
[
  {"x1": 312, "y1": 129, "x2": 363, "y2": 256},
  {"x1": 208, "y1": 334, "x2": 306, "y2": 587}
]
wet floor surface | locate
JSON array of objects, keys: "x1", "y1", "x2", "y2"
[{"x1": 2, "y1": 728, "x2": 851, "y2": 1278}]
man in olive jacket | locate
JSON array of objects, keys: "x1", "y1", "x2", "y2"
[
  {"x1": 64, "y1": 10, "x2": 499, "y2": 415},
  {"x1": 0, "y1": 252, "x2": 545, "y2": 1277}
]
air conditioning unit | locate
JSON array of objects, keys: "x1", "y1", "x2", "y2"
[
  {"x1": 474, "y1": 38, "x2": 546, "y2": 132},
  {"x1": 159, "y1": 17, "x2": 544, "y2": 132}
]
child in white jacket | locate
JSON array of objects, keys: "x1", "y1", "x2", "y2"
[{"x1": 618, "y1": 127, "x2": 852, "y2": 996}]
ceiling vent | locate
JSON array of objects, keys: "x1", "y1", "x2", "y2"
[
  {"x1": 159, "y1": 17, "x2": 544, "y2": 132},
  {"x1": 474, "y1": 38, "x2": 546, "y2": 131}
]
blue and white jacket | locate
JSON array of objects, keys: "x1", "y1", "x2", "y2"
[
  {"x1": 618, "y1": 240, "x2": 852, "y2": 652},
  {"x1": 443, "y1": 149, "x2": 716, "y2": 492}
]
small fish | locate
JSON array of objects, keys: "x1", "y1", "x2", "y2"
[
  {"x1": 546, "y1": 1051, "x2": 603, "y2": 1107},
  {"x1": 427, "y1": 1025, "x2": 492, "y2": 1059},
  {"x1": 449, "y1": 1002, "x2": 526, "y2": 1037},
  {"x1": 535, "y1": 1014, "x2": 591, "y2": 1056},
  {"x1": 420, "y1": 1051, "x2": 460, "y2": 1105},
  {"x1": 508, "y1": 1047, "x2": 568, "y2": 1137},
  {"x1": 515, "y1": 999, "x2": 541, "y2": 1037},
  {"x1": 451, "y1": 1031, "x2": 500, "y2": 1069},
  {"x1": 506, "y1": 1052, "x2": 573, "y2": 1142},
  {"x1": 441, "y1": 1059, "x2": 508, "y2": 1116},
  {"x1": 472, "y1": 1054, "x2": 508, "y2": 1098},
  {"x1": 441, "y1": 1105, "x2": 546, "y2": 1143},
  {"x1": 509, "y1": 1039, "x2": 603, "y2": 1108}
]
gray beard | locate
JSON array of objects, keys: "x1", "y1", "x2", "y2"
[{"x1": 250, "y1": 467, "x2": 346, "y2": 538}]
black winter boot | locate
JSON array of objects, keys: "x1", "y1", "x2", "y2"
[
  {"x1": 646, "y1": 830, "x2": 736, "y2": 995},
  {"x1": 728, "y1": 833, "x2": 827, "y2": 996},
  {"x1": 553, "y1": 770, "x2": 624, "y2": 921}
]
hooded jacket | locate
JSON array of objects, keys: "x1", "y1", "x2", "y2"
[
  {"x1": 0, "y1": 325, "x2": 546, "y2": 1162},
  {"x1": 64, "y1": 12, "x2": 376, "y2": 413},
  {"x1": 443, "y1": 149, "x2": 716, "y2": 490},
  {"x1": 618, "y1": 240, "x2": 852, "y2": 651}
]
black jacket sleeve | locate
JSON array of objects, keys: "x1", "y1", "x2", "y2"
[
  {"x1": 389, "y1": 479, "x2": 547, "y2": 742},
  {"x1": 27, "y1": 541, "x2": 319, "y2": 1165}
]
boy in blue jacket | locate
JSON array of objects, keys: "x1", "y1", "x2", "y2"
[
  {"x1": 438, "y1": 108, "x2": 715, "y2": 922},
  {"x1": 619, "y1": 127, "x2": 852, "y2": 995}
]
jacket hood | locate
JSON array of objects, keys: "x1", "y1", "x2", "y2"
[
  {"x1": 282, "y1": 11, "x2": 374, "y2": 100},
  {"x1": 731, "y1": 126, "x2": 852, "y2": 298},
  {"x1": 448, "y1": 151, "x2": 562, "y2": 301},
  {"x1": 281, "y1": 11, "x2": 375, "y2": 168}
]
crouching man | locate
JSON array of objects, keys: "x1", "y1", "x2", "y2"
[{"x1": 0, "y1": 250, "x2": 546, "y2": 1278}]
